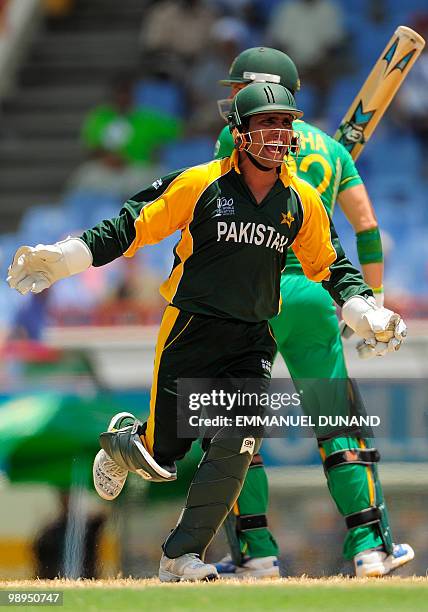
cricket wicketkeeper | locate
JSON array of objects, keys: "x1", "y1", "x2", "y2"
[{"x1": 7, "y1": 83, "x2": 409, "y2": 582}]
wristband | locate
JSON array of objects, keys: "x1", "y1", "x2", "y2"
[
  {"x1": 356, "y1": 228, "x2": 383, "y2": 265},
  {"x1": 59, "y1": 237, "x2": 93, "y2": 275}
]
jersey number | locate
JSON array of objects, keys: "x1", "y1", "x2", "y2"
[{"x1": 288, "y1": 154, "x2": 332, "y2": 195}]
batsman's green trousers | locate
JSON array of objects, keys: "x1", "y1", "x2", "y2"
[{"x1": 233, "y1": 271, "x2": 389, "y2": 560}]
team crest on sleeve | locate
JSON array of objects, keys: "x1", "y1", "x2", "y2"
[{"x1": 215, "y1": 196, "x2": 235, "y2": 216}]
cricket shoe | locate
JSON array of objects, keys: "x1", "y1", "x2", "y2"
[
  {"x1": 215, "y1": 554, "x2": 280, "y2": 579},
  {"x1": 159, "y1": 553, "x2": 219, "y2": 582},
  {"x1": 354, "y1": 543, "x2": 415, "y2": 577},
  {"x1": 93, "y1": 411, "x2": 136, "y2": 501}
]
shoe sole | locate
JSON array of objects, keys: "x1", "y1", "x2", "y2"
[
  {"x1": 159, "y1": 570, "x2": 218, "y2": 582},
  {"x1": 93, "y1": 411, "x2": 134, "y2": 500},
  {"x1": 93, "y1": 449, "x2": 125, "y2": 501}
]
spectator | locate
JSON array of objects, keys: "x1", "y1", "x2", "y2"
[
  {"x1": 266, "y1": 0, "x2": 349, "y2": 111},
  {"x1": 133, "y1": 69, "x2": 186, "y2": 120},
  {"x1": 9, "y1": 290, "x2": 50, "y2": 341},
  {"x1": 139, "y1": 0, "x2": 218, "y2": 70},
  {"x1": 207, "y1": 0, "x2": 266, "y2": 42},
  {"x1": 81, "y1": 74, "x2": 182, "y2": 165},
  {"x1": 189, "y1": 17, "x2": 250, "y2": 132},
  {"x1": 65, "y1": 150, "x2": 167, "y2": 200},
  {"x1": 96, "y1": 255, "x2": 165, "y2": 326}
]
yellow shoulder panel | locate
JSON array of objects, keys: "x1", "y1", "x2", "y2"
[
  {"x1": 124, "y1": 158, "x2": 231, "y2": 258},
  {"x1": 289, "y1": 174, "x2": 337, "y2": 282},
  {"x1": 157, "y1": 157, "x2": 233, "y2": 303}
]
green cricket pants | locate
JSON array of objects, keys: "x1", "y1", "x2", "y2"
[{"x1": 234, "y1": 271, "x2": 388, "y2": 560}]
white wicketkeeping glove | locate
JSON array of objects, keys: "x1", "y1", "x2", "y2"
[
  {"x1": 342, "y1": 295, "x2": 407, "y2": 358},
  {"x1": 356, "y1": 338, "x2": 379, "y2": 360},
  {"x1": 7, "y1": 237, "x2": 93, "y2": 295}
]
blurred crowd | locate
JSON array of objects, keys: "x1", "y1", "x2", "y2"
[
  {"x1": 1, "y1": 0, "x2": 428, "y2": 341},
  {"x1": 0, "y1": 1, "x2": 428, "y2": 580}
]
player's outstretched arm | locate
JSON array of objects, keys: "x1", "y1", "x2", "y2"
[
  {"x1": 5, "y1": 201, "x2": 139, "y2": 296},
  {"x1": 7, "y1": 168, "x2": 200, "y2": 296}
]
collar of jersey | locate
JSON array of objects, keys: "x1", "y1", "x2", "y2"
[
  {"x1": 229, "y1": 149, "x2": 294, "y2": 187},
  {"x1": 230, "y1": 149, "x2": 241, "y2": 174},
  {"x1": 230, "y1": 149, "x2": 296, "y2": 187}
]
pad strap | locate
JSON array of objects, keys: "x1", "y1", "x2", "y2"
[
  {"x1": 345, "y1": 506, "x2": 381, "y2": 530},
  {"x1": 236, "y1": 514, "x2": 268, "y2": 531},
  {"x1": 324, "y1": 448, "x2": 380, "y2": 471}
]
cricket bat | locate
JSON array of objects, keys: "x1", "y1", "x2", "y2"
[
  {"x1": 335, "y1": 25, "x2": 425, "y2": 161},
  {"x1": 337, "y1": 26, "x2": 425, "y2": 341}
]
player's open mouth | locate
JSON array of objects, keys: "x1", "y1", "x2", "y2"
[
  {"x1": 264, "y1": 142, "x2": 283, "y2": 154},
  {"x1": 243, "y1": 129, "x2": 299, "y2": 162}
]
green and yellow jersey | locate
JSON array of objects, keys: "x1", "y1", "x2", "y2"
[
  {"x1": 80, "y1": 151, "x2": 370, "y2": 323},
  {"x1": 214, "y1": 121, "x2": 363, "y2": 271}
]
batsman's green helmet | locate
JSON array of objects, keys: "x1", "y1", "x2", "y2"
[
  {"x1": 228, "y1": 82, "x2": 303, "y2": 131},
  {"x1": 220, "y1": 47, "x2": 300, "y2": 93}
]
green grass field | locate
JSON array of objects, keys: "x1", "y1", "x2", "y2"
[{"x1": 1, "y1": 578, "x2": 428, "y2": 612}]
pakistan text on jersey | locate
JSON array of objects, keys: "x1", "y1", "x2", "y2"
[{"x1": 217, "y1": 221, "x2": 288, "y2": 252}]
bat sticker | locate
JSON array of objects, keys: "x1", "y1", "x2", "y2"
[{"x1": 338, "y1": 102, "x2": 375, "y2": 150}]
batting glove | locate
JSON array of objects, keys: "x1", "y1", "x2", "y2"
[
  {"x1": 342, "y1": 295, "x2": 407, "y2": 358},
  {"x1": 7, "y1": 237, "x2": 92, "y2": 295}
]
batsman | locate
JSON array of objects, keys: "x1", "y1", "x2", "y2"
[{"x1": 213, "y1": 47, "x2": 414, "y2": 578}]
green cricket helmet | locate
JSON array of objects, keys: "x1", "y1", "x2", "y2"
[
  {"x1": 220, "y1": 47, "x2": 300, "y2": 93},
  {"x1": 217, "y1": 47, "x2": 300, "y2": 121},
  {"x1": 228, "y1": 82, "x2": 303, "y2": 132},
  {"x1": 228, "y1": 83, "x2": 303, "y2": 163}
]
